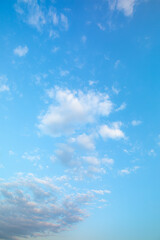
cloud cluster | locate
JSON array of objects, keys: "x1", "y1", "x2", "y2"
[
  {"x1": 14, "y1": 0, "x2": 69, "y2": 32},
  {"x1": 0, "y1": 174, "x2": 99, "y2": 240},
  {"x1": 38, "y1": 87, "x2": 113, "y2": 137}
]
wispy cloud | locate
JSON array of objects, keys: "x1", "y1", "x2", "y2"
[
  {"x1": 60, "y1": 13, "x2": 69, "y2": 31},
  {"x1": 116, "y1": 102, "x2": 126, "y2": 111},
  {"x1": 108, "y1": 0, "x2": 138, "y2": 16},
  {"x1": 131, "y1": 120, "x2": 142, "y2": 126},
  {"x1": 119, "y1": 166, "x2": 140, "y2": 175},
  {"x1": 0, "y1": 75, "x2": 10, "y2": 93}
]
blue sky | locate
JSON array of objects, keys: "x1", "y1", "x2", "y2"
[{"x1": 0, "y1": 0, "x2": 160, "y2": 239}]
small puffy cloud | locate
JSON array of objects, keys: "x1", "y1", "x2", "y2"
[
  {"x1": 99, "y1": 122, "x2": 125, "y2": 140},
  {"x1": 131, "y1": 120, "x2": 142, "y2": 126},
  {"x1": 14, "y1": 45, "x2": 28, "y2": 57},
  {"x1": 117, "y1": 0, "x2": 136, "y2": 16},
  {"x1": 38, "y1": 87, "x2": 113, "y2": 137}
]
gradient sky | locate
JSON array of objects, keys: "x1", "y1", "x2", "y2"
[{"x1": 0, "y1": 0, "x2": 160, "y2": 240}]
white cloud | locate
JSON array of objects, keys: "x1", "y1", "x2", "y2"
[
  {"x1": 119, "y1": 166, "x2": 140, "y2": 175},
  {"x1": 56, "y1": 144, "x2": 75, "y2": 167},
  {"x1": 61, "y1": 14, "x2": 69, "y2": 30},
  {"x1": 117, "y1": 0, "x2": 136, "y2": 16},
  {"x1": 116, "y1": 102, "x2": 126, "y2": 111},
  {"x1": 22, "y1": 152, "x2": 40, "y2": 161},
  {"x1": 112, "y1": 86, "x2": 120, "y2": 95},
  {"x1": 15, "y1": 0, "x2": 46, "y2": 30},
  {"x1": 38, "y1": 87, "x2": 113, "y2": 137},
  {"x1": 60, "y1": 70, "x2": 69, "y2": 77},
  {"x1": 15, "y1": 1, "x2": 69, "y2": 32},
  {"x1": 14, "y1": 45, "x2": 28, "y2": 57},
  {"x1": 52, "y1": 46, "x2": 60, "y2": 53},
  {"x1": 52, "y1": 12, "x2": 59, "y2": 25},
  {"x1": 131, "y1": 120, "x2": 142, "y2": 126},
  {"x1": 114, "y1": 59, "x2": 120, "y2": 68},
  {"x1": 102, "y1": 157, "x2": 114, "y2": 165},
  {"x1": 83, "y1": 156, "x2": 100, "y2": 165},
  {"x1": 0, "y1": 75, "x2": 10, "y2": 93},
  {"x1": 92, "y1": 189, "x2": 111, "y2": 195},
  {"x1": 99, "y1": 122, "x2": 125, "y2": 140},
  {"x1": 75, "y1": 133, "x2": 95, "y2": 150},
  {"x1": 97, "y1": 23, "x2": 106, "y2": 31},
  {"x1": 0, "y1": 174, "x2": 95, "y2": 240},
  {"x1": 0, "y1": 84, "x2": 9, "y2": 92},
  {"x1": 108, "y1": 0, "x2": 137, "y2": 16}
]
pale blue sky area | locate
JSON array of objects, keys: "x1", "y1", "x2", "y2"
[{"x1": 0, "y1": 0, "x2": 160, "y2": 240}]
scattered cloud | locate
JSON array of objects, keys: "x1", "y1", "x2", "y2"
[
  {"x1": 99, "y1": 122, "x2": 125, "y2": 140},
  {"x1": 92, "y1": 189, "x2": 111, "y2": 195},
  {"x1": 0, "y1": 75, "x2": 10, "y2": 93},
  {"x1": 15, "y1": 0, "x2": 69, "y2": 32},
  {"x1": 60, "y1": 13, "x2": 69, "y2": 31},
  {"x1": 15, "y1": 0, "x2": 46, "y2": 30},
  {"x1": 119, "y1": 166, "x2": 140, "y2": 175},
  {"x1": 22, "y1": 151, "x2": 40, "y2": 162},
  {"x1": 116, "y1": 102, "x2": 126, "y2": 111},
  {"x1": 148, "y1": 149, "x2": 156, "y2": 157},
  {"x1": 131, "y1": 120, "x2": 142, "y2": 126},
  {"x1": 14, "y1": 45, "x2": 28, "y2": 57},
  {"x1": 108, "y1": 0, "x2": 137, "y2": 16}
]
